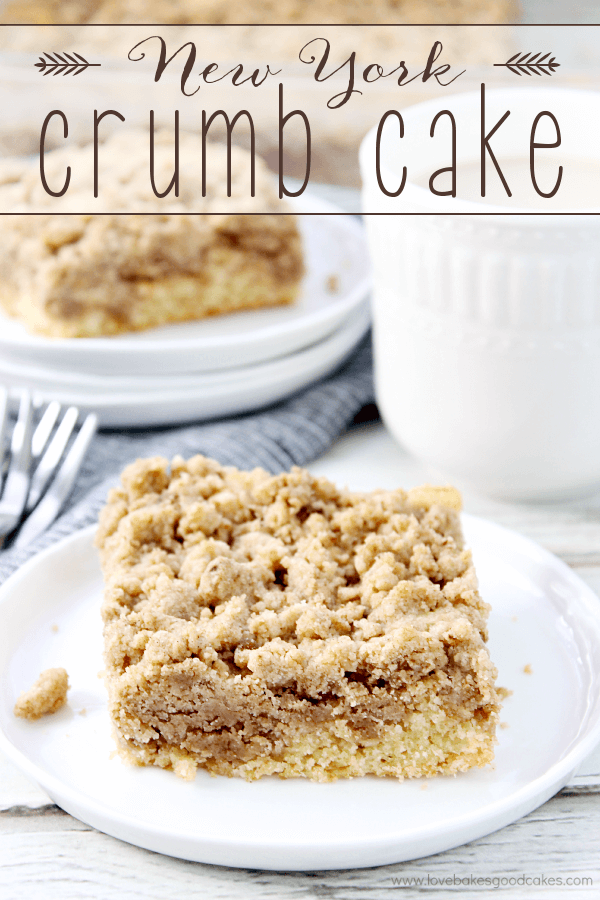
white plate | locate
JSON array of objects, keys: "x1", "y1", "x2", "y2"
[
  {"x1": 0, "y1": 194, "x2": 370, "y2": 376},
  {"x1": 1, "y1": 516, "x2": 599, "y2": 871},
  {"x1": 0, "y1": 303, "x2": 370, "y2": 428}
]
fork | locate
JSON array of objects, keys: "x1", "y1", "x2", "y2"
[{"x1": 0, "y1": 389, "x2": 97, "y2": 549}]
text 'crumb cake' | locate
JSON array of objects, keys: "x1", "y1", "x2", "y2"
[{"x1": 96, "y1": 455, "x2": 502, "y2": 782}]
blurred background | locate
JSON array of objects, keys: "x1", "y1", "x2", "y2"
[{"x1": 0, "y1": 1, "x2": 598, "y2": 186}]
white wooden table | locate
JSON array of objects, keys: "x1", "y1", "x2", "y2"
[{"x1": 1, "y1": 421, "x2": 599, "y2": 898}]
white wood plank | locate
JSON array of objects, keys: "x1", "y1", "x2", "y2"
[
  {"x1": 0, "y1": 751, "x2": 51, "y2": 810},
  {"x1": 0, "y1": 804, "x2": 88, "y2": 833},
  {"x1": 0, "y1": 794, "x2": 598, "y2": 900},
  {"x1": 570, "y1": 739, "x2": 600, "y2": 786}
]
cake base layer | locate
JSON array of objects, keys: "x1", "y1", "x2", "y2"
[
  {"x1": 0, "y1": 242, "x2": 298, "y2": 338},
  {"x1": 112, "y1": 706, "x2": 497, "y2": 783}
]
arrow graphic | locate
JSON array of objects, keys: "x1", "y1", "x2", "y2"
[
  {"x1": 34, "y1": 51, "x2": 101, "y2": 76},
  {"x1": 494, "y1": 51, "x2": 560, "y2": 77}
]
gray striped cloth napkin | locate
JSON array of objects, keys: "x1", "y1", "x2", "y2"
[{"x1": 0, "y1": 336, "x2": 373, "y2": 585}]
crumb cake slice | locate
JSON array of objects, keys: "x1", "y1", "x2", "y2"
[
  {"x1": 0, "y1": 131, "x2": 303, "y2": 338},
  {"x1": 96, "y1": 455, "x2": 502, "y2": 782}
]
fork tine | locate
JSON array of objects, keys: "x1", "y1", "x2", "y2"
[
  {"x1": 10, "y1": 389, "x2": 34, "y2": 463},
  {"x1": 0, "y1": 389, "x2": 34, "y2": 539},
  {"x1": 13, "y1": 413, "x2": 98, "y2": 549},
  {"x1": 26, "y1": 406, "x2": 79, "y2": 513},
  {"x1": 0, "y1": 387, "x2": 9, "y2": 462},
  {"x1": 31, "y1": 400, "x2": 62, "y2": 459}
]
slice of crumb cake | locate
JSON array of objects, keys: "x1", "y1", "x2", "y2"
[
  {"x1": 0, "y1": 132, "x2": 303, "y2": 338},
  {"x1": 96, "y1": 455, "x2": 501, "y2": 781}
]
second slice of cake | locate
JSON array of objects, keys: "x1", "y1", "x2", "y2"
[
  {"x1": 0, "y1": 131, "x2": 303, "y2": 338},
  {"x1": 97, "y1": 455, "x2": 502, "y2": 781}
]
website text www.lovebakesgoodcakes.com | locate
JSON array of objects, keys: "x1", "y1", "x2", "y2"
[{"x1": 388, "y1": 872, "x2": 594, "y2": 889}]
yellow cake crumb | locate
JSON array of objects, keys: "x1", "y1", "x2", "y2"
[
  {"x1": 13, "y1": 668, "x2": 69, "y2": 720},
  {"x1": 326, "y1": 274, "x2": 339, "y2": 294}
]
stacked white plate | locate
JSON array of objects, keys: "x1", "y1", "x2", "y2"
[{"x1": 0, "y1": 194, "x2": 371, "y2": 428}]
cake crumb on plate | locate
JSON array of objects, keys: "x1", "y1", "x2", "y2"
[{"x1": 13, "y1": 667, "x2": 69, "y2": 720}]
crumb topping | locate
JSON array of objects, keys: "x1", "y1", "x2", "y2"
[{"x1": 97, "y1": 456, "x2": 494, "y2": 708}]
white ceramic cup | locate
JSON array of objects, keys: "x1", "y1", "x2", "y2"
[{"x1": 360, "y1": 87, "x2": 600, "y2": 500}]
